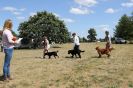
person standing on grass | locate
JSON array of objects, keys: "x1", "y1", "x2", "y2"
[
  {"x1": 72, "y1": 33, "x2": 80, "y2": 51},
  {"x1": 43, "y1": 36, "x2": 50, "y2": 58},
  {"x1": 2, "y1": 19, "x2": 17, "y2": 81},
  {"x1": 105, "y1": 31, "x2": 111, "y2": 49}
]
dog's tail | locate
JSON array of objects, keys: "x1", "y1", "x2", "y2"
[{"x1": 80, "y1": 50, "x2": 85, "y2": 52}]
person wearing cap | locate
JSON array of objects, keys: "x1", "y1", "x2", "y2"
[{"x1": 72, "y1": 33, "x2": 80, "y2": 51}]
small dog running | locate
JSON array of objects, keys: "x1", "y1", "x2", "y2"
[
  {"x1": 95, "y1": 46, "x2": 114, "y2": 58},
  {"x1": 68, "y1": 49, "x2": 85, "y2": 58},
  {"x1": 43, "y1": 51, "x2": 59, "y2": 59}
]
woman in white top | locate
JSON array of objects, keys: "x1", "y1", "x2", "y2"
[{"x1": 2, "y1": 19, "x2": 17, "y2": 81}]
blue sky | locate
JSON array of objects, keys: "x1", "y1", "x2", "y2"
[{"x1": 0, "y1": 0, "x2": 133, "y2": 38}]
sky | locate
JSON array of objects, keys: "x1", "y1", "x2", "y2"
[{"x1": 0, "y1": 0, "x2": 133, "y2": 38}]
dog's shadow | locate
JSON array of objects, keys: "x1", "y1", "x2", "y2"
[
  {"x1": 65, "y1": 56, "x2": 72, "y2": 58},
  {"x1": 91, "y1": 56, "x2": 110, "y2": 59},
  {"x1": 91, "y1": 56, "x2": 99, "y2": 58},
  {"x1": 35, "y1": 57, "x2": 43, "y2": 59},
  {"x1": 65, "y1": 56, "x2": 80, "y2": 59}
]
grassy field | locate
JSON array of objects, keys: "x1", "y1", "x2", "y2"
[{"x1": 0, "y1": 43, "x2": 133, "y2": 88}]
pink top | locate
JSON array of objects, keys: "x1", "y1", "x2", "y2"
[{"x1": 2, "y1": 29, "x2": 14, "y2": 48}]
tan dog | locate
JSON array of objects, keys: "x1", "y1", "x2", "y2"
[{"x1": 95, "y1": 46, "x2": 114, "y2": 58}]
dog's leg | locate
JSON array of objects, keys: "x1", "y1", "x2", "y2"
[
  {"x1": 57, "y1": 55, "x2": 59, "y2": 58},
  {"x1": 106, "y1": 53, "x2": 110, "y2": 58},
  {"x1": 98, "y1": 52, "x2": 101, "y2": 58},
  {"x1": 54, "y1": 55, "x2": 56, "y2": 59},
  {"x1": 43, "y1": 51, "x2": 45, "y2": 59},
  {"x1": 49, "y1": 56, "x2": 51, "y2": 59},
  {"x1": 71, "y1": 54, "x2": 74, "y2": 58},
  {"x1": 78, "y1": 53, "x2": 81, "y2": 58}
]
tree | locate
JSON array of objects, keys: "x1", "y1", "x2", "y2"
[
  {"x1": 87, "y1": 28, "x2": 97, "y2": 42},
  {"x1": 0, "y1": 30, "x2": 2, "y2": 41},
  {"x1": 18, "y1": 11, "x2": 70, "y2": 48},
  {"x1": 114, "y1": 14, "x2": 133, "y2": 40},
  {"x1": 80, "y1": 37, "x2": 88, "y2": 42}
]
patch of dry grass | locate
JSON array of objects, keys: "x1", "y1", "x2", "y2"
[{"x1": 0, "y1": 43, "x2": 133, "y2": 88}]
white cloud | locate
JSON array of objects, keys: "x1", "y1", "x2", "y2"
[
  {"x1": 53, "y1": 13, "x2": 60, "y2": 17},
  {"x1": 2, "y1": 6, "x2": 26, "y2": 12},
  {"x1": 121, "y1": 0, "x2": 133, "y2": 7},
  {"x1": 2, "y1": 6, "x2": 17, "y2": 12},
  {"x1": 97, "y1": 25, "x2": 110, "y2": 31},
  {"x1": 16, "y1": 16, "x2": 25, "y2": 20},
  {"x1": 2, "y1": 6, "x2": 26, "y2": 16},
  {"x1": 19, "y1": 8, "x2": 26, "y2": 11},
  {"x1": 70, "y1": 7, "x2": 94, "y2": 15},
  {"x1": 105, "y1": 8, "x2": 117, "y2": 14},
  {"x1": 13, "y1": 12, "x2": 21, "y2": 15},
  {"x1": 62, "y1": 18, "x2": 75, "y2": 23},
  {"x1": 121, "y1": 2, "x2": 133, "y2": 7},
  {"x1": 74, "y1": 0, "x2": 97, "y2": 7},
  {"x1": 100, "y1": 0, "x2": 108, "y2": 1},
  {"x1": 29, "y1": 12, "x2": 37, "y2": 17},
  {"x1": 52, "y1": 13, "x2": 74, "y2": 23},
  {"x1": 131, "y1": 0, "x2": 133, "y2": 2}
]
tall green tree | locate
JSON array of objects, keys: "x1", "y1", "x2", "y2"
[
  {"x1": 18, "y1": 11, "x2": 70, "y2": 48},
  {"x1": 87, "y1": 28, "x2": 97, "y2": 42},
  {"x1": 114, "y1": 14, "x2": 133, "y2": 40}
]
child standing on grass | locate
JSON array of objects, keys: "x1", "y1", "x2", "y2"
[
  {"x1": 43, "y1": 36, "x2": 50, "y2": 58},
  {"x1": 105, "y1": 31, "x2": 111, "y2": 49},
  {"x1": 2, "y1": 19, "x2": 17, "y2": 81}
]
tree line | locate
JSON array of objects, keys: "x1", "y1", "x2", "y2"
[{"x1": 0, "y1": 11, "x2": 133, "y2": 48}]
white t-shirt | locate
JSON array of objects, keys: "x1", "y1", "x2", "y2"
[
  {"x1": 73, "y1": 35, "x2": 80, "y2": 46},
  {"x1": 108, "y1": 35, "x2": 112, "y2": 44}
]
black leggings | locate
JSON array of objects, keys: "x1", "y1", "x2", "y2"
[{"x1": 74, "y1": 45, "x2": 80, "y2": 51}]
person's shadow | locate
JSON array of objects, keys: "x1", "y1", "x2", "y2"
[{"x1": 0, "y1": 75, "x2": 4, "y2": 81}]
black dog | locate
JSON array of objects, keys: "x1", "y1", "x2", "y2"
[
  {"x1": 43, "y1": 51, "x2": 59, "y2": 59},
  {"x1": 68, "y1": 50, "x2": 85, "y2": 58}
]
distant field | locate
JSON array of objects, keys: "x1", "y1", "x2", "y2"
[{"x1": 0, "y1": 43, "x2": 133, "y2": 88}]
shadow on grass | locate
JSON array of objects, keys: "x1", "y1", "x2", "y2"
[
  {"x1": 91, "y1": 56, "x2": 99, "y2": 58},
  {"x1": 91, "y1": 56, "x2": 110, "y2": 59},
  {"x1": 0, "y1": 75, "x2": 4, "y2": 81},
  {"x1": 65, "y1": 56, "x2": 81, "y2": 59},
  {"x1": 35, "y1": 57, "x2": 43, "y2": 59}
]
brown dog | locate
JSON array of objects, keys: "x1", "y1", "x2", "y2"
[{"x1": 95, "y1": 46, "x2": 114, "y2": 58}]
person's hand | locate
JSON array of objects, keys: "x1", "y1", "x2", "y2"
[{"x1": 12, "y1": 36, "x2": 17, "y2": 41}]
